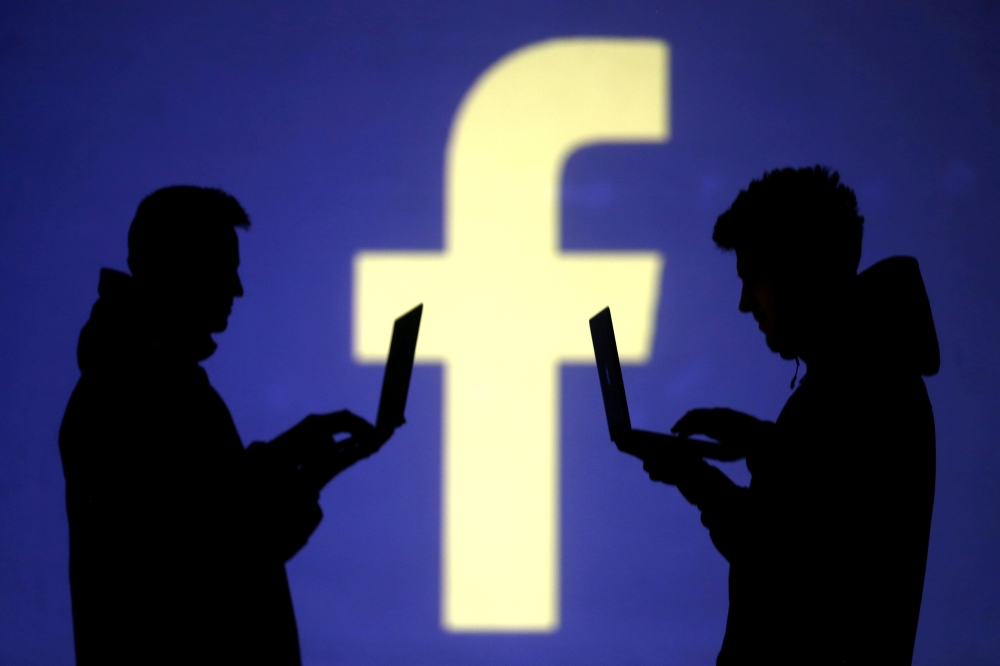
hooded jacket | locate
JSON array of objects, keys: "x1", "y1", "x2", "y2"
[
  {"x1": 59, "y1": 269, "x2": 321, "y2": 665},
  {"x1": 680, "y1": 256, "x2": 938, "y2": 665}
]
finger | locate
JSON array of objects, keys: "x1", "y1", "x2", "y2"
[
  {"x1": 315, "y1": 411, "x2": 376, "y2": 436},
  {"x1": 643, "y1": 463, "x2": 672, "y2": 485},
  {"x1": 341, "y1": 435, "x2": 382, "y2": 460},
  {"x1": 678, "y1": 408, "x2": 746, "y2": 441},
  {"x1": 671, "y1": 408, "x2": 716, "y2": 436},
  {"x1": 337, "y1": 411, "x2": 376, "y2": 435}
]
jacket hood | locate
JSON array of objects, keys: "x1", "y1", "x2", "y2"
[
  {"x1": 77, "y1": 268, "x2": 217, "y2": 375},
  {"x1": 855, "y1": 256, "x2": 939, "y2": 376}
]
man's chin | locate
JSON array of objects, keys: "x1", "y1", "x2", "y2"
[{"x1": 765, "y1": 334, "x2": 797, "y2": 359}]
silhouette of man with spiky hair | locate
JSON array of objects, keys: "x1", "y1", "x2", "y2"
[
  {"x1": 60, "y1": 186, "x2": 391, "y2": 665},
  {"x1": 624, "y1": 167, "x2": 938, "y2": 664}
]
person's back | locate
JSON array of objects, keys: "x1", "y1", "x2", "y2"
[
  {"x1": 720, "y1": 284, "x2": 936, "y2": 662},
  {"x1": 60, "y1": 187, "x2": 388, "y2": 664},
  {"x1": 61, "y1": 270, "x2": 310, "y2": 663},
  {"x1": 632, "y1": 168, "x2": 937, "y2": 664}
]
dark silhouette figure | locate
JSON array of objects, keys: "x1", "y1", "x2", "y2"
[
  {"x1": 59, "y1": 186, "x2": 390, "y2": 665},
  {"x1": 624, "y1": 167, "x2": 937, "y2": 664}
]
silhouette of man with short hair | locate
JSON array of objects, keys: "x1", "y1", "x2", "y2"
[
  {"x1": 59, "y1": 186, "x2": 390, "y2": 665},
  {"x1": 627, "y1": 167, "x2": 937, "y2": 664}
]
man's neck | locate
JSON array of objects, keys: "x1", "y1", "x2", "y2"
[{"x1": 134, "y1": 291, "x2": 217, "y2": 363}]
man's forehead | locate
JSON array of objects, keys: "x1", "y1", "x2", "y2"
[
  {"x1": 187, "y1": 226, "x2": 240, "y2": 264},
  {"x1": 218, "y1": 229, "x2": 240, "y2": 264},
  {"x1": 735, "y1": 249, "x2": 773, "y2": 279},
  {"x1": 207, "y1": 225, "x2": 239, "y2": 247}
]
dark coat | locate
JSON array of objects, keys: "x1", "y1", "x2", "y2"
[
  {"x1": 59, "y1": 269, "x2": 322, "y2": 665},
  {"x1": 682, "y1": 257, "x2": 938, "y2": 665}
]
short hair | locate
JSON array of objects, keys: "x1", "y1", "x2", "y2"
[
  {"x1": 713, "y1": 166, "x2": 863, "y2": 281},
  {"x1": 127, "y1": 186, "x2": 250, "y2": 278}
]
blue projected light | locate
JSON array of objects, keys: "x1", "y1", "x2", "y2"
[{"x1": 1, "y1": 2, "x2": 998, "y2": 665}]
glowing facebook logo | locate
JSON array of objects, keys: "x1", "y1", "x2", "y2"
[{"x1": 354, "y1": 37, "x2": 668, "y2": 631}]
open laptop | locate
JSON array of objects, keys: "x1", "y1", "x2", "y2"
[
  {"x1": 375, "y1": 303, "x2": 423, "y2": 430},
  {"x1": 589, "y1": 307, "x2": 744, "y2": 462},
  {"x1": 589, "y1": 307, "x2": 632, "y2": 442}
]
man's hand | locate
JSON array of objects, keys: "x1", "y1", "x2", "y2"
[
  {"x1": 269, "y1": 410, "x2": 377, "y2": 461},
  {"x1": 269, "y1": 410, "x2": 397, "y2": 491},
  {"x1": 671, "y1": 408, "x2": 774, "y2": 453},
  {"x1": 641, "y1": 446, "x2": 703, "y2": 487},
  {"x1": 613, "y1": 429, "x2": 701, "y2": 486},
  {"x1": 614, "y1": 428, "x2": 736, "y2": 506}
]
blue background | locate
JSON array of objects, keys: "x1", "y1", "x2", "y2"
[{"x1": 2, "y1": 1, "x2": 999, "y2": 664}]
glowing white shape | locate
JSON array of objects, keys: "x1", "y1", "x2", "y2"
[{"x1": 354, "y1": 37, "x2": 669, "y2": 631}]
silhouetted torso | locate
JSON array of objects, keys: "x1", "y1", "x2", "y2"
[
  {"x1": 715, "y1": 367, "x2": 933, "y2": 663},
  {"x1": 683, "y1": 258, "x2": 936, "y2": 664},
  {"x1": 60, "y1": 269, "x2": 320, "y2": 665}
]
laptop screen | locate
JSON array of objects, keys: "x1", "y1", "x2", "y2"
[
  {"x1": 376, "y1": 303, "x2": 423, "y2": 430},
  {"x1": 589, "y1": 307, "x2": 632, "y2": 441}
]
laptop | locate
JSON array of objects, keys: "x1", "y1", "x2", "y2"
[
  {"x1": 375, "y1": 303, "x2": 423, "y2": 430},
  {"x1": 589, "y1": 306, "x2": 744, "y2": 462},
  {"x1": 589, "y1": 307, "x2": 632, "y2": 442}
]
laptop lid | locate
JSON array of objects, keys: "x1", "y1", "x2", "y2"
[
  {"x1": 375, "y1": 304, "x2": 423, "y2": 430},
  {"x1": 589, "y1": 307, "x2": 632, "y2": 441}
]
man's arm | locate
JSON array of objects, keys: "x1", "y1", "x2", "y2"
[
  {"x1": 241, "y1": 410, "x2": 394, "y2": 562},
  {"x1": 627, "y1": 440, "x2": 750, "y2": 563},
  {"x1": 616, "y1": 408, "x2": 773, "y2": 563}
]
